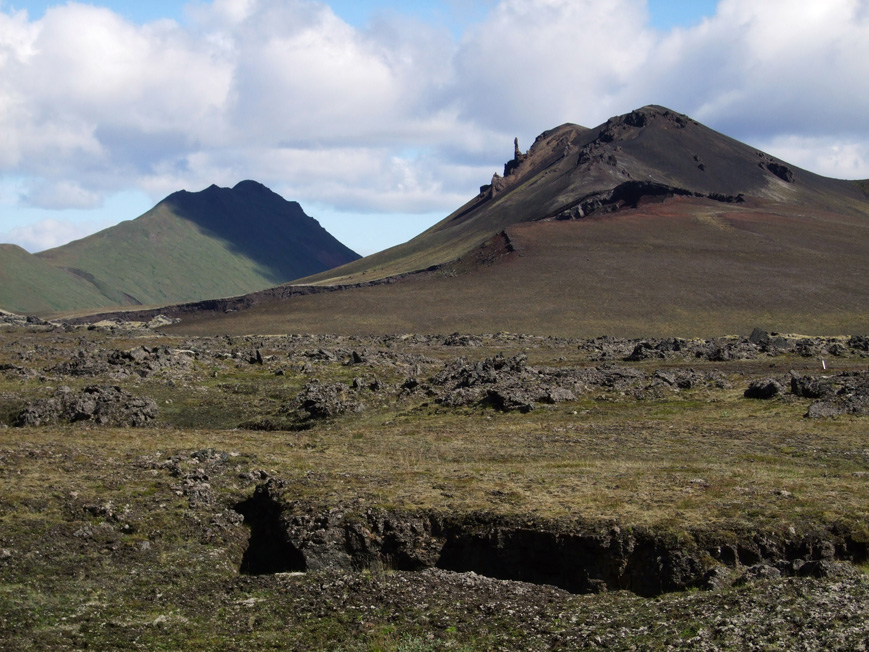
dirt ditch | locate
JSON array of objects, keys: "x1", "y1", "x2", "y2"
[{"x1": 236, "y1": 478, "x2": 868, "y2": 598}]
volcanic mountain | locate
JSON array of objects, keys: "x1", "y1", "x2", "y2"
[
  {"x1": 0, "y1": 181, "x2": 360, "y2": 315},
  {"x1": 108, "y1": 106, "x2": 869, "y2": 336}
]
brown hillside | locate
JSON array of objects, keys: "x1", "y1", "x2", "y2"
[
  {"x1": 164, "y1": 195, "x2": 869, "y2": 338},
  {"x1": 296, "y1": 105, "x2": 866, "y2": 288},
  {"x1": 80, "y1": 105, "x2": 869, "y2": 338}
]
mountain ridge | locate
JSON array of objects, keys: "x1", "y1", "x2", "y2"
[
  {"x1": 0, "y1": 181, "x2": 360, "y2": 315},
  {"x1": 150, "y1": 105, "x2": 869, "y2": 338},
  {"x1": 296, "y1": 105, "x2": 867, "y2": 288}
]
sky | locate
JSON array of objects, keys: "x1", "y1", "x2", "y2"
[{"x1": 1, "y1": 0, "x2": 868, "y2": 256}]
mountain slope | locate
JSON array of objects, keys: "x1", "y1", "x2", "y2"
[
  {"x1": 1, "y1": 181, "x2": 360, "y2": 314},
  {"x1": 299, "y1": 105, "x2": 867, "y2": 287},
  {"x1": 157, "y1": 106, "x2": 869, "y2": 338},
  {"x1": 0, "y1": 244, "x2": 118, "y2": 314}
]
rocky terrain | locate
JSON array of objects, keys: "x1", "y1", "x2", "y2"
[{"x1": 1, "y1": 315, "x2": 867, "y2": 649}]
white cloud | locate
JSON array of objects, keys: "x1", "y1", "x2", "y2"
[
  {"x1": 23, "y1": 180, "x2": 103, "y2": 209},
  {"x1": 452, "y1": 0, "x2": 655, "y2": 132},
  {"x1": 754, "y1": 135, "x2": 869, "y2": 180},
  {"x1": 627, "y1": 0, "x2": 869, "y2": 140},
  {"x1": 2, "y1": 0, "x2": 869, "y2": 255},
  {"x1": 1, "y1": 217, "x2": 113, "y2": 252}
]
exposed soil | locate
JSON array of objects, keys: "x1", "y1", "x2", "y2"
[{"x1": 236, "y1": 478, "x2": 866, "y2": 598}]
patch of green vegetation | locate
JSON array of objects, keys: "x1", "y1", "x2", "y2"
[{"x1": 0, "y1": 244, "x2": 116, "y2": 314}]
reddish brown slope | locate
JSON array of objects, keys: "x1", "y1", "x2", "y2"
[
  {"x1": 296, "y1": 105, "x2": 867, "y2": 288},
  {"x1": 165, "y1": 195, "x2": 869, "y2": 338}
]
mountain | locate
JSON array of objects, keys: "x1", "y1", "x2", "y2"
[
  {"x1": 298, "y1": 105, "x2": 868, "y2": 286},
  {"x1": 0, "y1": 244, "x2": 117, "y2": 314},
  {"x1": 151, "y1": 105, "x2": 869, "y2": 338},
  {"x1": 0, "y1": 181, "x2": 360, "y2": 315}
]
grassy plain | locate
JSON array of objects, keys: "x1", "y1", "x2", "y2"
[{"x1": 0, "y1": 325, "x2": 867, "y2": 650}]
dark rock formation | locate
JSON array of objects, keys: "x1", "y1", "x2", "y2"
[
  {"x1": 741, "y1": 370, "x2": 869, "y2": 417},
  {"x1": 284, "y1": 381, "x2": 364, "y2": 421},
  {"x1": 744, "y1": 378, "x2": 785, "y2": 399},
  {"x1": 766, "y1": 162, "x2": 795, "y2": 183},
  {"x1": 788, "y1": 371, "x2": 869, "y2": 417},
  {"x1": 15, "y1": 385, "x2": 158, "y2": 427},
  {"x1": 503, "y1": 137, "x2": 528, "y2": 177}
]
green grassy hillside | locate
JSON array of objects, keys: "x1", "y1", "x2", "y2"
[
  {"x1": 0, "y1": 181, "x2": 359, "y2": 315},
  {"x1": 0, "y1": 244, "x2": 117, "y2": 314}
]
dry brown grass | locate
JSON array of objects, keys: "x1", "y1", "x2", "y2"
[{"x1": 6, "y1": 384, "x2": 864, "y2": 535}]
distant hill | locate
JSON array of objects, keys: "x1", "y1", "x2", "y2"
[
  {"x1": 148, "y1": 105, "x2": 869, "y2": 338},
  {"x1": 0, "y1": 244, "x2": 117, "y2": 314},
  {"x1": 0, "y1": 181, "x2": 360, "y2": 315}
]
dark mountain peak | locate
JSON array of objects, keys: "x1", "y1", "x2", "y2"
[
  {"x1": 150, "y1": 180, "x2": 359, "y2": 284},
  {"x1": 163, "y1": 181, "x2": 270, "y2": 204},
  {"x1": 471, "y1": 103, "x2": 861, "y2": 228},
  {"x1": 164, "y1": 181, "x2": 272, "y2": 210},
  {"x1": 595, "y1": 105, "x2": 699, "y2": 144},
  {"x1": 233, "y1": 179, "x2": 270, "y2": 193},
  {"x1": 162, "y1": 181, "x2": 306, "y2": 218},
  {"x1": 231, "y1": 180, "x2": 304, "y2": 211}
]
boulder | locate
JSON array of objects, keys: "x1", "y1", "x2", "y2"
[
  {"x1": 286, "y1": 382, "x2": 364, "y2": 420},
  {"x1": 744, "y1": 378, "x2": 784, "y2": 399},
  {"x1": 15, "y1": 385, "x2": 158, "y2": 427}
]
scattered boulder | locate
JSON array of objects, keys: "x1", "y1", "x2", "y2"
[
  {"x1": 625, "y1": 338, "x2": 686, "y2": 361},
  {"x1": 735, "y1": 564, "x2": 782, "y2": 585},
  {"x1": 748, "y1": 328, "x2": 770, "y2": 345},
  {"x1": 432, "y1": 353, "x2": 582, "y2": 412},
  {"x1": 147, "y1": 314, "x2": 180, "y2": 329},
  {"x1": 442, "y1": 333, "x2": 483, "y2": 347},
  {"x1": 285, "y1": 381, "x2": 364, "y2": 421},
  {"x1": 790, "y1": 374, "x2": 836, "y2": 399},
  {"x1": 15, "y1": 385, "x2": 158, "y2": 427},
  {"x1": 849, "y1": 335, "x2": 869, "y2": 352},
  {"x1": 791, "y1": 371, "x2": 869, "y2": 418},
  {"x1": 484, "y1": 387, "x2": 537, "y2": 413},
  {"x1": 744, "y1": 378, "x2": 784, "y2": 400},
  {"x1": 794, "y1": 559, "x2": 860, "y2": 579}
]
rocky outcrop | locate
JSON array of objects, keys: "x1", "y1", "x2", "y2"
[
  {"x1": 47, "y1": 344, "x2": 194, "y2": 380},
  {"x1": 743, "y1": 370, "x2": 869, "y2": 417},
  {"x1": 619, "y1": 331, "x2": 863, "y2": 362},
  {"x1": 0, "y1": 312, "x2": 53, "y2": 328},
  {"x1": 15, "y1": 385, "x2": 158, "y2": 427},
  {"x1": 283, "y1": 381, "x2": 365, "y2": 421},
  {"x1": 551, "y1": 181, "x2": 745, "y2": 221},
  {"x1": 793, "y1": 371, "x2": 869, "y2": 418},
  {"x1": 744, "y1": 378, "x2": 785, "y2": 399}
]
